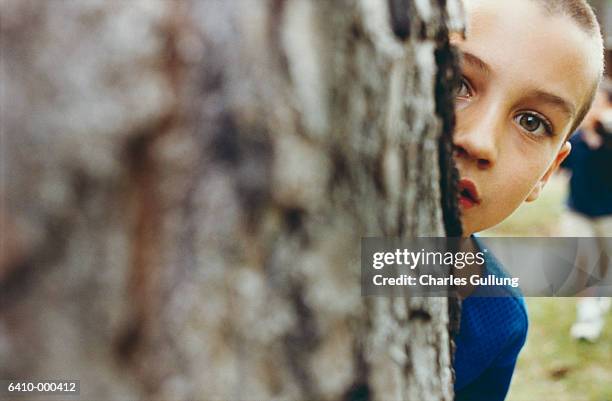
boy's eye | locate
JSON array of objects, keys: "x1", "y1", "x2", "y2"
[
  {"x1": 455, "y1": 77, "x2": 472, "y2": 99},
  {"x1": 514, "y1": 112, "x2": 553, "y2": 136},
  {"x1": 518, "y1": 114, "x2": 541, "y2": 131}
]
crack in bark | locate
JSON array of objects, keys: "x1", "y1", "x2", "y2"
[
  {"x1": 112, "y1": 4, "x2": 187, "y2": 387},
  {"x1": 434, "y1": 24, "x2": 462, "y2": 238},
  {"x1": 388, "y1": 0, "x2": 413, "y2": 40},
  {"x1": 283, "y1": 281, "x2": 322, "y2": 399},
  {"x1": 433, "y1": 3, "x2": 464, "y2": 392}
]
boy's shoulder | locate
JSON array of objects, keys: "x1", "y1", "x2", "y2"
[
  {"x1": 454, "y1": 295, "x2": 528, "y2": 396},
  {"x1": 458, "y1": 294, "x2": 528, "y2": 361}
]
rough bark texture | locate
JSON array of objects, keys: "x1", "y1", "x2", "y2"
[{"x1": 0, "y1": 0, "x2": 463, "y2": 400}]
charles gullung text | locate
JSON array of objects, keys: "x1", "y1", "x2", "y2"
[{"x1": 372, "y1": 274, "x2": 520, "y2": 288}]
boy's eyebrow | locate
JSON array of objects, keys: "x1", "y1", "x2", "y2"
[
  {"x1": 461, "y1": 51, "x2": 491, "y2": 76},
  {"x1": 528, "y1": 90, "x2": 576, "y2": 118}
]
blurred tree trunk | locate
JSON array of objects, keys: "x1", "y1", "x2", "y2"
[{"x1": 0, "y1": 0, "x2": 463, "y2": 400}]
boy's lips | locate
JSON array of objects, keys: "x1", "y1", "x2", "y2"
[{"x1": 458, "y1": 178, "x2": 481, "y2": 209}]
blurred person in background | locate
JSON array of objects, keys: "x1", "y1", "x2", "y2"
[{"x1": 560, "y1": 79, "x2": 612, "y2": 342}]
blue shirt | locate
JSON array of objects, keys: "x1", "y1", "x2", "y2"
[
  {"x1": 453, "y1": 238, "x2": 529, "y2": 401},
  {"x1": 561, "y1": 130, "x2": 612, "y2": 217}
]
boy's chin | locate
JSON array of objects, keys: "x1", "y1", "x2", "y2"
[
  {"x1": 459, "y1": 213, "x2": 486, "y2": 237},
  {"x1": 461, "y1": 210, "x2": 509, "y2": 236}
]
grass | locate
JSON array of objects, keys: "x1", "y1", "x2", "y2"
[
  {"x1": 508, "y1": 298, "x2": 612, "y2": 401},
  {"x1": 482, "y1": 174, "x2": 612, "y2": 401}
]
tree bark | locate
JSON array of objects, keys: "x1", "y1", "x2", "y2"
[{"x1": 0, "y1": 0, "x2": 463, "y2": 400}]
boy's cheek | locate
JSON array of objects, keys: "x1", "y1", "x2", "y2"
[{"x1": 463, "y1": 183, "x2": 532, "y2": 234}]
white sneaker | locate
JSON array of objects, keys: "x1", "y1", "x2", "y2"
[{"x1": 570, "y1": 298, "x2": 606, "y2": 342}]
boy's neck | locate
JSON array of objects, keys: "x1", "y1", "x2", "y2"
[{"x1": 454, "y1": 237, "x2": 484, "y2": 299}]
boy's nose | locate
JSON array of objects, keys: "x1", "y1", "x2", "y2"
[{"x1": 453, "y1": 126, "x2": 497, "y2": 169}]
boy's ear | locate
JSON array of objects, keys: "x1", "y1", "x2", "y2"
[{"x1": 526, "y1": 141, "x2": 572, "y2": 202}]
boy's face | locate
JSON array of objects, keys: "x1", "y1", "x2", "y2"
[{"x1": 451, "y1": 0, "x2": 601, "y2": 235}]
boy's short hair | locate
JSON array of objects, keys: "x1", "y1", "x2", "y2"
[
  {"x1": 534, "y1": 0, "x2": 600, "y2": 33},
  {"x1": 531, "y1": 0, "x2": 605, "y2": 138}
]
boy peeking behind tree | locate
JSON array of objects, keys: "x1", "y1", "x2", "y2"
[{"x1": 449, "y1": 0, "x2": 604, "y2": 400}]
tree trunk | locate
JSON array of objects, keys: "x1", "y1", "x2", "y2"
[{"x1": 0, "y1": 0, "x2": 463, "y2": 400}]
